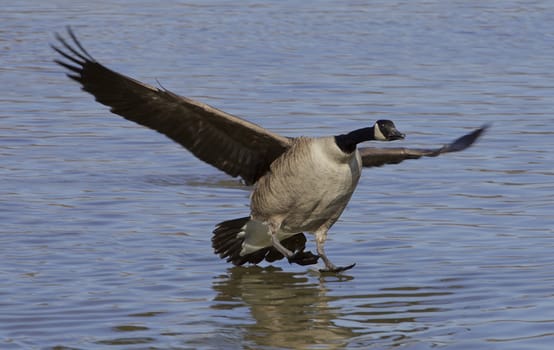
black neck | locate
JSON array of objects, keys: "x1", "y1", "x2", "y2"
[{"x1": 334, "y1": 127, "x2": 375, "y2": 153}]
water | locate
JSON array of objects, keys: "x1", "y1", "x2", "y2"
[{"x1": 1, "y1": 1, "x2": 553, "y2": 349}]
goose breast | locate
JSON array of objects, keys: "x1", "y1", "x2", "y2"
[{"x1": 251, "y1": 137, "x2": 362, "y2": 233}]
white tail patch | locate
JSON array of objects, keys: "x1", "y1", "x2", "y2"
[
  {"x1": 239, "y1": 220, "x2": 271, "y2": 255},
  {"x1": 239, "y1": 220, "x2": 300, "y2": 256}
]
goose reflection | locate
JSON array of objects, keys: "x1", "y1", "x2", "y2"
[
  {"x1": 211, "y1": 267, "x2": 459, "y2": 348},
  {"x1": 211, "y1": 266, "x2": 355, "y2": 349}
]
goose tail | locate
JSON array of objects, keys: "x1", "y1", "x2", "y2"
[{"x1": 211, "y1": 217, "x2": 307, "y2": 266}]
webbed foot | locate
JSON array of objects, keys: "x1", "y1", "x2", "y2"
[
  {"x1": 287, "y1": 250, "x2": 320, "y2": 266},
  {"x1": 319, "y1": 263, "x2": 356, "y2": 273}
]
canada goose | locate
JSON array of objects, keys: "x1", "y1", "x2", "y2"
[{"x1": 53, "y1": 28, "x2": 487, "y2": 272}]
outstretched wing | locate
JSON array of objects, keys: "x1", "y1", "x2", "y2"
[
  {"x1": 359, "y1": 125, "x2": 488, "y2": 167},
  {"x1": 52, "y1": 27, "x2": 291, "y2": 185}
]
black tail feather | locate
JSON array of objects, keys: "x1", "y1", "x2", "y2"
[
  {"x1": 211, "y1": 217, "x2": 307, "y2": 266},
  {"x1": 212, "y1": 217, "x2": 249, "y2": 264}
]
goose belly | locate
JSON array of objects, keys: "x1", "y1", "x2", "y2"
[
  {"x1": 251, "y1": 144, "x2": 362, "y2": 233},
  {"x1": 280, "y1": 188, "x2": 357, "y2": 232}
]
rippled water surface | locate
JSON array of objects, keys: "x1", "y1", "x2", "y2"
[{"x1": 2, "y1": 1, "x2": 554, "y2": 349}]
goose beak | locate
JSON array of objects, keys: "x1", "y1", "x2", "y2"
[{"x1": 388, "y1": 129, "x2": 406, "y2": 141}]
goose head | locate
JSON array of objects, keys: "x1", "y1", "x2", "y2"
[
  {"x1": 373, "y1": 120, "x2": 405, "y2": 141},
  {"x1": 334, "y1": 120, "x2": 405, "y2": 153}
]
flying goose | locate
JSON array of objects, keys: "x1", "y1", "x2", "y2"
[{"x1": 52, "y1": 28, "x2": 487, "y2": 272}]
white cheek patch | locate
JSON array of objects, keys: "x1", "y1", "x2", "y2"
[{"x1": 374, "y1": 124, "x2": 387, "y2": 141}]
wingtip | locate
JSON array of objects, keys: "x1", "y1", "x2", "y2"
[
  {"x1": 442, "y1": 124, "x2": 489, "y2": 153},
  {"x1": 471, "y1": 123, "x2": 491, "y2": 142},
  {"x1": 52, "y1": 25, "x2": 95, "y2": 63},
  {"x1": 52, "y1": 25, "x2": 73, "y2": 43},
  {"x1": 481, "y1": 123, "x2": 492, "y2": 132},
  {"x1": 479, "y1": 123, "x2": 491, "y2": 133}
]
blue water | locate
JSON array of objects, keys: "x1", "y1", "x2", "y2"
[{"x1": 1, "y1": 1, "x2": 553, "y2": 349}]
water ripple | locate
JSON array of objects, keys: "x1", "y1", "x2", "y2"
[{"x1": 2, "y1": 1, "x2": 554, "y2": 349}]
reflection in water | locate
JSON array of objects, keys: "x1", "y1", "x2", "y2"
[
  {"x1": 212, "y1": 266, "x2": 355, "y2": 349},
  {"x1": 211, "y1": 267, "x2": 457, "y2": 349}
]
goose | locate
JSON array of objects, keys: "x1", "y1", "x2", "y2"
[{"x1": 52, "y1": 28, "x2": 488, "y2": 272}]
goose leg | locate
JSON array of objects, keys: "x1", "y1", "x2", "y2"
[
  {"x1": 268, "y1": 224, "x2": 319, "y2": 266},
  {"x1": 315, "y1": 228, "x2": 355, "y2": 273}
]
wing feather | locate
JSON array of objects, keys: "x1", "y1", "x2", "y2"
[
  {"x1": 52, "y1": 27, "x2": 291, "y2": 185},
  {"x1": 360, "y1": 125, "x2": 488, "y2": 167}
]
